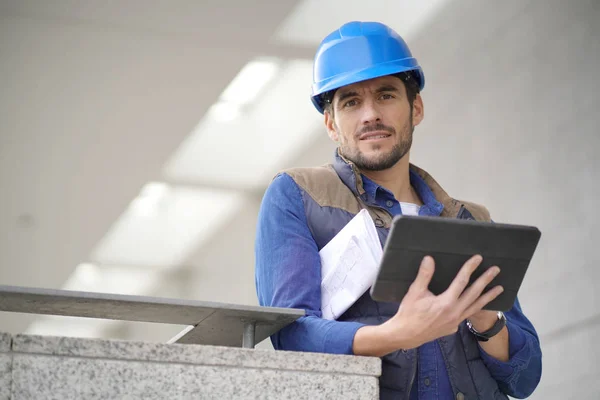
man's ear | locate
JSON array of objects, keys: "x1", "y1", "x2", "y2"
[
  {"x1": 412, "y1": 93, "x2": 424, "y2": 127},
  {"x1": 324, "y1": 110, "x2": 339, "y2": 142}
]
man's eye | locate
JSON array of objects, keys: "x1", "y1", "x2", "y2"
[
  {"x1": 380, "y1": 93, "x2": 394, "y2": 100},
  {"x1": 343, "y1": 99, "x2": 357, "y2": 108}
]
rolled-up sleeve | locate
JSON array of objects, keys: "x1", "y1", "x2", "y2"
[
  {"x1": 255, "y1": 173, "x2": 365, "y2": 354},
  {"x1": 479, "y1": 297, "x2": 542, "y2": 398}
]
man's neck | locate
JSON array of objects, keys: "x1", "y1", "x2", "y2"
[{"x1": 360, "y1": 154, "x2": 423, "y2": 205}]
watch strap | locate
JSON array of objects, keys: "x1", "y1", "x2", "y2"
[{"x1": 466, "y1": 312, "x2": 506, "y2": 342}]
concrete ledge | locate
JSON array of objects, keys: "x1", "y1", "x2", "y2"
[
  {"x1": 0, "y1": 332, "x2": 12, "y2": 400},
  {"x1": 0, "y1": 333, "x2": 10, "y2": 352},
  {"x1": 12, "y1": 334, "x2": 380, "y2": 376},
  {"x1": 6, "y1": 333, "x2": 381, "y2": 399}
]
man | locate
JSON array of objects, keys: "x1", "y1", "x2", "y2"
[{"x1": 255, "y1": 21, "x2": 541, "y2": 399}]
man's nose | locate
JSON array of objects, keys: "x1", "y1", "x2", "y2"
[{"x1": 360, "y1": 100, "x2": 382, "y2": 125}]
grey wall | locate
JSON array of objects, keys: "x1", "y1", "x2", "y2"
[{"x1": 409, "y1": 0, "x2": 599, "y2": 398}]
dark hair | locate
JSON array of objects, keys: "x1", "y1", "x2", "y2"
[{"x1": 322, "y1": 70, "x2": 421, "y2": 116}]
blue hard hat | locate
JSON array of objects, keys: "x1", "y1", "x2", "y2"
[{"x1": 311, "y1": 21, "x2": 425, "y2": 114}]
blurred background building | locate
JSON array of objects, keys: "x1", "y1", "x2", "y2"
[{"x1": 0, "y1": 0, "x2": 598, "y2": 398}]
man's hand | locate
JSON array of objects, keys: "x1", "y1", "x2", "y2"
[
  {"x1": 386, "y1": 255, "x2": 503, "y2": 349},
  {"x1": 353, "y1": 255, "x2": 503, "y2": 356}
]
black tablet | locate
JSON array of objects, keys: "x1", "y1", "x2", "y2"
[{"x1": 369, "y1": 216, "x2": 541, "y2": 311}]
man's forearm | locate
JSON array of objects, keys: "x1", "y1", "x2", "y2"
[
  {"x1": 354, "y1": 318, "x2": 511, "y2": 360},
  {"x1": 470, "y1": 312, "x2": 509, "y2": 362},
  {"x1": 353, "y1": 324, "x2": 406, "y2": 357}
]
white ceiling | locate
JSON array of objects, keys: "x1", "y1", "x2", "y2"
[
  {"x1": 273, "y1": 0, "x2": 453, "y2": 46},
  {"x1": 0, "y1": 0, "x2": 305, "y2": 335}
]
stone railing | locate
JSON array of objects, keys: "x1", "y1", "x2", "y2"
[{"x1": 0, "y1": 285, "x2": 382, "y2": 399}]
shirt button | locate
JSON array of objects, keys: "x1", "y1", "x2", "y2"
[
  {"x1": 385, "y1": 200, "x2": 394, "y2": 208},
  {"x1": 424, "y1": 377, "x2": 430, "y2": 386},
  {"x1": 456, "y1": 393, "x2": 465, "y2": 400}
]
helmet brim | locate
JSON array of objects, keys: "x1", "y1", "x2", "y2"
[{"x1": 311, "y1": 60, "x2": 424, "y2": 114}]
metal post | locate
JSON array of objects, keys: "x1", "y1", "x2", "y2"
[{"x1": 242, "y1": 321, "x2": 256, "y2": 349}]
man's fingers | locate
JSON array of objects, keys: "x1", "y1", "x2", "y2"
[
  {"x1": 457, "y1": 266, "x2": 501, "y2": 309},
  {"x1": 444, "y1": 255, "x2": 483, "y2": 299},
  {"x1": 410, "y1": 256, "x2": 435, "y2": 293},
  {"x1": 461, "y1": 285, "x2": 504, "y2": 320}
]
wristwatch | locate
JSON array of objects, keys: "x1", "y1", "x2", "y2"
[{"x1": 466, "y1": 312, "x2": 506, "y2": 342}]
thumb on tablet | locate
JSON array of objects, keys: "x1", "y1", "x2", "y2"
[{"x1": 411, "y1": 256, "x2": 435, "y2": 292}]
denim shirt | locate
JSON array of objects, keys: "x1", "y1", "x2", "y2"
[{"x1": 255, "y1": 163, "x2": 542, "y2": 399}]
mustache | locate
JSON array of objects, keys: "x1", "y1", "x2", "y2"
[{"x1": 357, "y1": 123, "x2": 395, "y2": 137}]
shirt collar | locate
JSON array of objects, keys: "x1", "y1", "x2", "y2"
[
  {"x1": 361, "y1": 171, "x2": 444, "y2": 216},
  {"x1": 332, "y1": 149, "x2": 444, "y2": 216}
]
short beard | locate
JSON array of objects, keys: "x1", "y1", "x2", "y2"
[{"x1": 338, "y1": 116, "x2": 414, "y2": 172}]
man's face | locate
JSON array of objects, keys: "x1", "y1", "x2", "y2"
[{"x1": 324, "y1": 75, "x2": 423, "y2": 171}]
